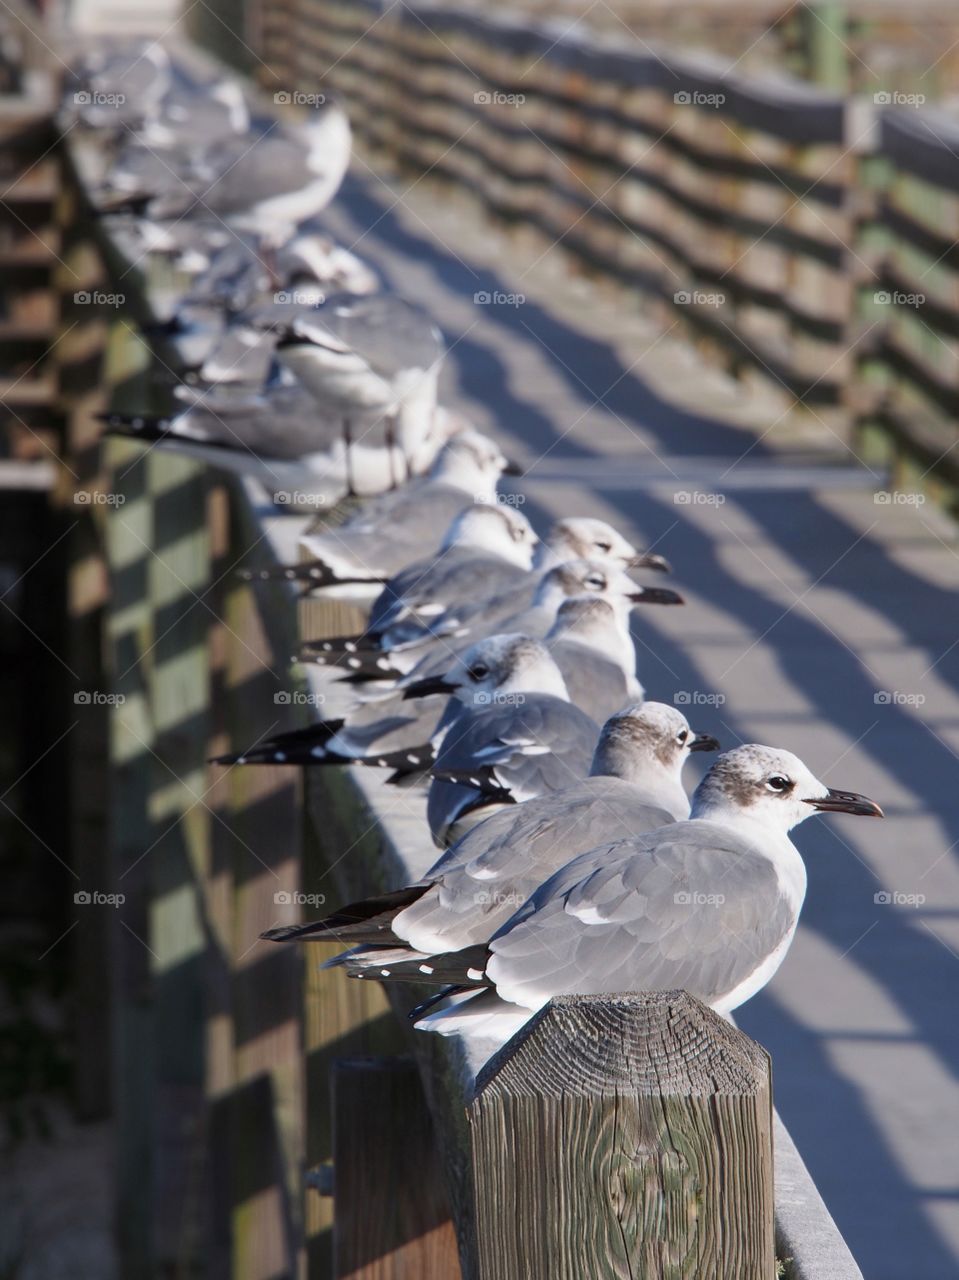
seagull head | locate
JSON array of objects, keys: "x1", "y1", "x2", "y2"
[
  {"x1": 405, "y1": 634, "x2": 569, "y2": 707},
  {"x1": 534, "y1": 560, "x2": 683, "y2": 612},
  {"x1": 590, "y1": 701, "x2": 719, "y2": 789},
  {"x1": 441, "y1": 503, "x2": 537, "y2": 568},
  {"x1": 691, "y1": 744, "x2": 883, "y2": 833},
  {"x1": 208, "y1": 79, "x2": 250, "y2": 134},
  {"x1": 430, "y1": 428, "x2": 520, "y2": 494},
  {"x1": 538, "y1": 518, "x2": 669, "y2": 573},
  {"x1": 301, "y1": 98, "x2": 352, "y2": 175}
]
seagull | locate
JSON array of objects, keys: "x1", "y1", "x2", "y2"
[
  {"x1": 274, "y1": 293, "x2": 445, "y2": 494},
  {"x1": 404, "y1": 635, "x2": 601, "y2": 846},
  {"x1": 239, "y1": 429, "x2": 521, "y2": 593},
  {"x1": 300, "y1": 525, "x2": 677, "y2": 677},
  {"x1": 349, "y1": 503, "x2": 539, "y2": 643},
  {"x1": 99, "y1": 366, "x2": 455, "y2": 504},
  {"x1": 354, "y1": 745, "x2": 881, "y2": 1042},
  {"x1": 260, "y1": 703, "x2": 718, "y2": 962},
  {"x1": 71, "y1": 42, "x2": 172, "y2": 132},
  {"x1": 97, "y1": 100, "x2": 352, "y2": 249},
  {"x1": 541, "y1": 595, "x2": 646, "y2": 721}
]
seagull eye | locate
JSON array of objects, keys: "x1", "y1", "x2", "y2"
[
  {"x1": 677, "y1": 730, "x2": 688, "y2": 744},
  {"x1": 595, "y1": 540, "x2": 611, "y2": 553},
  {"x1": 766, "y1": 774, "x2": 792, "y2": 793},
  {"x1": 468, "y1": 664, "x2": 489, "y2": 681},
  {"x1": 585, "y1": 574, "x2": 605, "y2": 589}
]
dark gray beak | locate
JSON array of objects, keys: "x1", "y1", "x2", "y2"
[
  {"x1": 501, "y1": 459, "x2": 524, "y2": 477},
  {"x1": 402, "y1": 675, "x2": 458, "y2": 700},
  {"x1": 689, "y1": 733, "x2": 720, "y2": 753},
  {"x1": 805, "y1": 788, "x2": 884, "y2": 818},
  {"x1": 628, "y1": 587, "x2": 685, "y2": 605},
  {"x1": 629, "y1": 552, "x2": 672, "y2": 574}
]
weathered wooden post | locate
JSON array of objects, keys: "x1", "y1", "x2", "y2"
[
  {"x1": 466, "y1": 992, "x2": 774, "y2": 1280},
  {"x1": 332, "y1": 1056, "x2": 462, "y2": 1279}
]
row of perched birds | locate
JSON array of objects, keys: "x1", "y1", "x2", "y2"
[{"x1": 76, "y1": 43, "x2": 884, "y2": 1052}]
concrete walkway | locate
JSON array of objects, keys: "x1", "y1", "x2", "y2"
[{"x1": 321, "y1": 164, "x2": 959, "y2": 1280}]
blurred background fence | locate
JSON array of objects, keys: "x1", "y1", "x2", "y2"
[{"x1": 184, "y1": 0, "x2": 959, "y2": 510}]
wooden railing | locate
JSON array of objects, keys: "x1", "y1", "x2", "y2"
[
  {"x1": 855, "y1": 108, "x2": 959, "y2": 506},
  {"x1": 269, "y1": 0, "x2": 855, "y2": 431},
  {"x1": 51, "y1": 45, "x2": 868, "y2": 1279}
]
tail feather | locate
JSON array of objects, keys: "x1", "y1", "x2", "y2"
[
  {"x1": 260, "y1": 883, "x2": 430, "y2": 944},
  {"x1": 210, "y1": 719, "x2": 345, "y2": 766},
  {"x1": 99, "y1": 411, "x2": 174, "y2": 443},
  {"x1": 345, "y1": 943, "x2": 491, "y2": 985},
  {"x1": 414, "y1": 988, "x2": 535, "y2": 1040},
  {"x1": 428, "y1": 766, "x2": 514, "y2": 801},
  {"x1": 303, "y1": 647, "x2": 403, "y2": 680},
  {"x1": 299, "y1": 631, "x2": 384, "y2": 655},
  {"x1": 356, "y1": 743, "x2": 436, "y2": 776},
  {"x1": 237, "y1": 563, "x2": 386, "y2": 588}
]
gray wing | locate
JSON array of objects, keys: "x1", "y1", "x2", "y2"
[
  {"x1": 486, "y1": 823, "x2": 797, "y2": 1010},
  {"x1": 193, "y1": 132, "x2": 310, "y2": 212},
  {"x1": 176, "y1": 393, "x2": 340, "y2": 460},
  {"x1": 426, "y1": 697, "x2": 599, "y2": 845},
  {"x1": 370, "y1": 552, "x2": 527, "y2": 633},
  {"x1": 394, "y1": 777, "x2": 675, "y2": 951},
  {"x1": 549, "y1": 638, "x2": 636, "y2": 721},
  {"x1": 305, "y1": 485, "x2": 468, "y2": 577},
  {"x1": 306, "y1": 294, "x2": 444, "y2": 377}
]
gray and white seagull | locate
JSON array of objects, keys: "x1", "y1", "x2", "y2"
[
  {"x1": 261, "y1": 702, "x2": 718, "y2": 963},
  {"x1": 336, "y1": 744, "x2": 883, "y2": 1044}
]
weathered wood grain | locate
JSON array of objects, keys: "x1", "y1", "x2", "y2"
[{"x1": 467, "y1": 992, "x2": 774, "y2": 1280}]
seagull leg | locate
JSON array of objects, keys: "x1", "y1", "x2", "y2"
[
  {"x1": 385, "y1": 412, "x2": 398, "y2": 490},
  {"x1": 343, "y1": 416, "x2": 356, "y2": 497}
]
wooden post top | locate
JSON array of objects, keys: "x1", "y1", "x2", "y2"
[{"x1": 473, "y1": 991, "x2": 771, "y2": 1100}]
